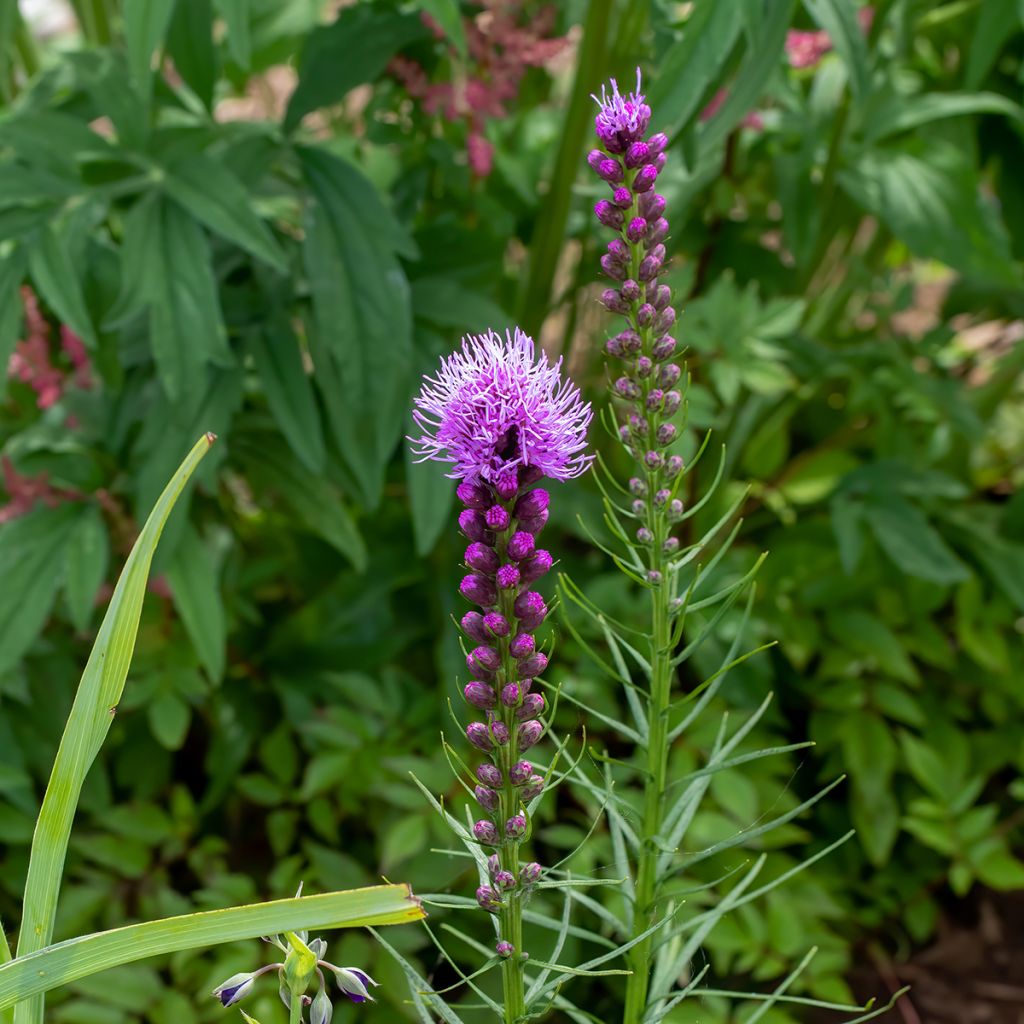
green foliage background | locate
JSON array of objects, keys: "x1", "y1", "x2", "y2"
[{"x1": 0, "y1": 0, "x2": 1022, "y2": 1020}]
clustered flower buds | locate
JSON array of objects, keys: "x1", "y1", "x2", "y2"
[{"x1": 590, "y1": 71, "x2": 684, "y2": 559}]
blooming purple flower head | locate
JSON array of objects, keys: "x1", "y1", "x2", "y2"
[
  {"x1": 410, "y1": 328, "x2": 592, "y2": 486},
  {"x1": 592, "y1": 69, "x2": 652, "y2": 153}
]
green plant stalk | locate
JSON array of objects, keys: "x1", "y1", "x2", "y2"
[
  {"x1": 13, "y1": 435, "x2": 215, "y2": 1024},
  {"x1": 516, "y1": 0, "x2": 611, "y2": 337}
]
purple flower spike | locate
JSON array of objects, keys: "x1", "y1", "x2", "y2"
[
  {"x1": 486, "y1": 505, "x2": 511, "y2": 531},
  {"x1": 465, "y1": 542, "x2": 499, "y2": 574},
  {"x1": 483, "y1": 611, "x2": 511, "y2": 637},
  {"x1": 467, "y1": 722, "x2": 494, "y2": 751},
  {"x1": 520, "y1": 550, "x2": 553, "y2": 583},
  {"x1": 505, "y1": 814, "x2": 528, "y2": 841},
  {"x1": 457, "y1": 481, "x2": 491, "y2": 509},
  {"x1": 518, "y1": 720, "x2": 545, "y2": 750},
  {"x1": 461, "y1": 611, "x2": 490, "y2": 643},
  {"x1": 509, "y1": 760, "x2": 533, "y2": 785},
  {"x1": 501, "y1": 682, "x2": 522, "y2": 708},
  {"x1": 593, "y1": 69, "x2": 652, "y2": 153},
  {"x1": 507, "y1": 530, "x2": 536, "y2": 561},
  {"x1": 458, "y1": 509, "x2": 491, "y2": 543},
  {"x1": 521, "y1": 774, "x2": 545, "y2": 800},
  {"x1": 468, "y1": 645, "x2": 500, "y2": 675},
  {"x1": 497, "y1": 563, "x2": 521, "y2": 589},
  {"x1": 497, "y1": 940, "x2": 514, "y2": 958},
  {"x1": 477, "y1": 763, "x2": 503, "y2": 787},
  {"x1": 634, "y1": 163, "x2": 659, "y2": 193},
  {"x1": 410, "y1": 328, "x2": 592, "y2": 486},
  {"x1": 520, "y1": 862, "x2": 542, "y2": 885},
  {"x1": 510, "y1": 632, "x2": 536, "y2": 659},
  {"x1": 494, "y1": 870, "x2": 517, "y2": 891},
  {"x1": 515, "y1": 489, "x2": 549, "y2": 519},
  {"x1": 514, "y1": 591, "x2": 548, "y2": 629},
  {"x1": 516, "y1": 693, "x2": 545, "y2": 721},
  {"x1": 464, "y1": 682, "x2": 497, "y2": 710},
  {"x1": 475, "y1": 785, "x2": 499, "y2": 811},
  {"x1": 491, "y1": 720, "x2": 511, "y2": 745},
  {"x1": 476, "y1": 884, "x2": 502, "y2": 911},
  {"x1": 473, "y1": 820, "x2": 500, "y2": 846}
]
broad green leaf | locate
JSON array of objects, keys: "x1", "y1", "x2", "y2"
[
  {"x1": 864, "y1": 496, "x2": 968, "y2": 585},
  {"x1": 965, "y1": 0, "x2": 1018, "y2": 88},
  {"x1": 147, "y1": 692, "x2": 191, "y2": 750},
  {"x1": 248, "y1": 322, "x2": 326, "y2": 473},
  {"x1": 804, "y1": 0, "x2": 870, "y2": 101},
  {"x1": 165, "y1": 524, "x2": 226, "y2": 683},
  {"x1": 28, "y1": 223, "x2": 97, "y2": 349},
  {"x1": 285, "y1": 5, "x2": 426, "y2": 131},
  {"x1": 0, "y1": 505, "x2": 79, "y2": 674},
  {"x1": 0, "y1": 245, "x2": 26, "y2": 398},
  {"x1": 0, "y1": 885, "x2": 423, "y2": 1011},
  {"x1": 839, "y1": 142, "x2": 1021, "y2": 287},
  {"x1": 300, "y1": 147, "x2": 413, "y2": 507},
  {"x1": 123, "y1": 0, "x2": 176, "y2": 104},
  {"x1": 163, "y1": 153, "x2": 286, "y2": 271},
  {"x1": 13, "y1": 435, "x2": 215, "y2": 1024},
  {"x1": 64, "y1": 505, "x2": 110, "y2": 633},
  {"x1": 213, "y1": 0, "x2": 252, "y2": 67},
  {"x1": 865, "y1": 91, "x2": 1024, "y2": 143}
]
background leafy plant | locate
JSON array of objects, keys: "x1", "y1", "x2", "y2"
[{"x1": 0, "y1": 0, "x2": 1022, "y2": 1020}]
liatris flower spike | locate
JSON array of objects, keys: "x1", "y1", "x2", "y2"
[{"x1": 411, "y1": 327, "x2": 591, "y2": 1019}]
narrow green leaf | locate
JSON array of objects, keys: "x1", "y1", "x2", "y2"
[
  {"x1": 64, "y1": 505, "x2": 110, "y2": 633},
  {"x1": 866, "y1": 91, "x2": 1024, "y2": 143},
  {"x1": 404, "y1": 410, "x2": 454, "y2": 556},
  {"x1": 165, "y1": 0, "x2": 218, "y2": 110},
  {"x1": 0, "y1": 886, "x2": 423, "y2": 1011},
  {"x1": 13, "y1": 435, "x2": 215, "y2": 1024},
  {"x1": 28, "y1": 223, "x2": 97, "y2": 349},
  {"x1": 965, "y1": 0, "x2": 1017, "y2": 87},
  {"x1": 0, "y1": 246, "x2": 26, "y2": 399},
  {"x1": 213, "y1": 0, "x2": 252, "y2": 68},
  {"x1": 805, "y1": 0, "x2": 871, "y2": 100},
  {"x1": 414, "y1": 0, "x2": 466, "y2": 58},
  {"x1": 123, "y1": 0, "x2": 176, "y2": 103}
]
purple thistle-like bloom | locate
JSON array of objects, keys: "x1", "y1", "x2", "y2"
[
  {"x1": 410, "y1": 328, "x2": 592, "y2": 485},
  {"x1": 592, "y1": 69, "x2": 652, "y2": 153}
]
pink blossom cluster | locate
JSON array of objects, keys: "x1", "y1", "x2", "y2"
[
  {"x1": 0, "y1": 456, "x2": 80, "y2": 524},
  {"x1": 786, "y1": 6, "x2": 873, "y2": 69},
  {"x1": 7, "y1": 287, "x2": 92, "y2": 410},
  {"x1": 390, "y1": 0, "x2": 568, "y2": 177}
]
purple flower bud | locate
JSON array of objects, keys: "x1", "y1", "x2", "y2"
[
  {"x1": 510, "y1": 632, "x2": 536, "y2": 659},
  {"x1": 668, "y1": 499, "x2": 684, "y2": 521},
  {"x1": 507, "y1": 531, "x2": 536, "y2": 561},
  {"x1": 634, "y1": 163, "x2": 659, "y2": 193},
  {"x1": 597, "y1": 157, "x2": 624, "y2": 183},
  {"x1": 487, "y1": 854, "x2": 501, "y2": 878},
  {"x1": 649, "y1": 243, "x2": 666, "y2": 262},
  {"x1": 515, "y1": 489, "x2": 549, "y2": 519},
  {"x1": 465, "y1": 542, "x2": 499, "y2": 573},
  {"x1": 477, "y1": 763, "x2": 503, "y2": 787},
  {"x1": 468, "y1": 645, "x2": 500, "y2": 675},
  {"x1": 486, "y1": 505, "x2": 510, "y2": 531},
  {"x1": 605, "y1": 337, "x2": 624, "y2": 358},
  {"x1": 616, "y1": 330, "x2": 642, "y2": 354},
  {"x1": 519, "y1": 464, "x2": 544, "y2": 488},
  {"x1": 647, "y1": 132, "x2": 668, "y2": 155},
  {"x1": 639, "y1": 253, "x2": 664, "y2": 281},
  {"x1": 461, "y1": 611, "x2": 490, "y2": 643},
  {"x1": 666, "y1": 454, "x2": 684, "y2": 477},
  {"x1": 619, "y1": 424, "x2": 632, "y2": 445},
  {"x1": 509, "y1": 760, "x2": 533, "y2": 785},
  {"x1": 625, "y1": 141, "x2": 650, "y2": 168},
  {"x1": 652, "y1": 285, "x2": 672, "y2": 311},
  {"x1": 621, "y1": 279, "x2": 641, "y2": 303},
  {"x1": 664, "y1": 535, "x2": 680, "y2": 553},
  {"x1": 628, "y1": 412, "x2": 645, "y2": 433},
  {"x1": 654, "y1": 152, "x2": 667, "y2": 171},
  {"x1": 519, "y1": 861, "x2": 542, "y2": 885},
  {"x1": 639, "y1": 191, "x2": 666, "y2": 220},
  {"x1": 587, "y1": 149, "x2": 606, "y2": 173},
  {"x1": 626, "y1": 217, "x2": 647, "y2": 243},
  {"x1": 465, "y1": 682, "x2": 497, "y2": 709},
  {"x1": 607, "y1": 239, "x2": 629, "y2": 261},
  {"x1": 612, "y1": 186, "x2": 633, "y2": 208},
  {"x1": 629, "y1": 477, "x2": 647, "y2": 497},
  {"x1": 636, "y1": 356, "x2": 653, "y2": 379},
  {"x1": 475, "y1": 785, "x2": 499, "y2": 811},
  {"x1": 476, "y1": 884, "x2": 502, "y2": 911},
  {"x1": 600, "y1": 254, "x2": 627, "y2": 280},
  {"x1": 652, "y1": 334, "x2": 676, "y2": 360},
  {"x1": 637, "y1": 526, "x2": 654, "y2": 544},
  {"x1": 601, "y1": 288, "x2": 630, "y2": 314},
  {"x1": 659, "y1": 363, "x2": 681, "y2": 387},
  {"x1": 514, "y1": 591, "x2": 548, "y2": 629},
  {"x1": 594, "y1": 200, "x2": 624, "y2": 229},
  {"x1": 461, "y1": 573, "x2": 497, "y2": 607},
  {"x1": 517, "y1": 651, "x2": 548, "y2": 680},
  {"x1": 614, "y1": 377, "x2": 641, "y2": 400},
  {"x1": 632, "y1": 498, "x2": 646, "y2": 517},
  {"x1": 518, "y1": 509, "x2": 549, "y2": 536},
  {"x1": 494, "y1": 869, "x2": 517, "y2": 891},
  {"x1": 474, "y1": 821, "x2": 500, "y2": 846},
  {"x1": 494, "y1": 470, "x2": 519, "y2": 501},
  {"x1": 664, "y1": 390, "x2": 682, "y2": 415},
  {"x1": 656, "y1": 306, "x2": 676, "y2": 332},
  {"x1": 636, "y1": 303, "x2": 655, "y2": 326},
  {"x1": 644, "y1": 450, "x2": 664, "y2": 470},
  {"x1": 483, "y1": 611, "x2": 511, "y2": 637},
  {"x1": 654, "y1": 488, "x2": 671, "y2": 507},
  {"x1": 501, "y1": 682, "x2": 521, "y2": 707},
  {"x1": 496, "y1": 563, "x2": 521, "y2": 589},
  {"x1": 457, "y1": 481, "x2": 491, "y2": 509},
  {"x1": 213, "y1": 972, "x2": 256, "y2": 1007},
  {"x1": 467, "y1": 722, "x2": 493, "y2": 751},
  {"x1": 516, "y1": 693, "x2": 545, "y2": 721},
  {"x1": 521, "y1": 774, "x2": 545, "y2": 800},
  {"x1": 646, "y1": 217, "x2": 670, "y2": 246},
  {"x1": 520, "y1": 720, "x2": 544, "y2": 753},
  {"x1": 647, "y1": 569, "x2": 663, "y2": 585},
  {"x1": 459, "y1": 509, "x2": 491, "y2": 543},
  {"x1": 646, "y1": 388, "x2": 664, "y2": 411},
  {"x1": 505, "y1": 814, "x2": 528, "y2": 841},
  {"x1": 496, "y1": 940, "x2": 514, "y2": 958},
  {"x1": 521, "y1": 550, "x2": 553, "y2": 583},
  {"x1": 491, "y1": 720, "x2": 510, "y2": 745}
]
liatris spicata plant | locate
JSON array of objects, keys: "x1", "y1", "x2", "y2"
[{"x1": 408, "y1": 327, "x2": 592, "y2": 1021}]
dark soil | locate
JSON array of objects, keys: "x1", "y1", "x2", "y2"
[{"x1": 811, "y1": 891, "x2": 1024, "y2": 1024}]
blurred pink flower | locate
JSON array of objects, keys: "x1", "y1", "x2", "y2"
[
  {"x1": 0, "y1": 456, "x2": 80, "y2": 523},
  {"x1": 699, "y1": 88, "x2": 764, "y2": 131},
  {"x1": 786, "y1": 6, "x2": 874, "y2": 69}
]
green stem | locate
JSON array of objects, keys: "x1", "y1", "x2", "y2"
[
  {"x1": 289, "y1": 996, "x2": 302, "y2": 1024},
  {"x1": 516, "y1": 0, "x2": 611, "y2": 337}
]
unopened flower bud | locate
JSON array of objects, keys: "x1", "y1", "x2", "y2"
[
  {"x1": 644, "y1": 450, "x2": 664, "y2": 470},
  {"x1": 621, "y1": 279, "x2": 641, "y2": 303},
  {"x1": 647, "y1": 132, "x2": 669, "y2": 155},
  {"x1": 619, "y1": 424, "x2": 632, "y2": 444},
  {"x1": 486, "y1": 505, "x2": 510, "y2": 531},
  {"x1": 491, "y1": 720, "x2": 511, "y2": 745},
  {"x1": 646, "y1": 218, "x2": 670, "y2": 246},
  {"x1": 483, "y1": 612, "x2": 510, "y2": 637},
  {"x1": 505, "y1": 815, "x2": 528, "y2": 841},
  {"x1": 636, "y1": 303, "x2": 655, "y2": 326},
  {"x1": 658, "y1": 363, "x2": 681, "y2": 387},
  {"x1": 487, "y1": 854, "x2": 501, "y2": 878},
  {"x1": 629, "y1": 477, "x2": 647, "y2": 497},
  {"x1": 594, "y1": 200, "x2": 624, "y2": 229},
  {"x1": 509, "y1": 760, "x2": 533, "y2": 785},
  {"x1": 519, "y1": 464, "x2": 544, "y2": 487},
  {"x1": 465, "y1": 542, "x2": 499, "y2": 573},
  {"x1": 665, "y1": 455, "x2": 684, "y2": 478},
  {"x1": 651, "y1": 285, "x2": 672, "y2": 311},
  {"x1": 496, "y1": 563, "x2": 521, "y2": 589},
  {"x1": 625, "y1": 141, "x2": 650, "y2": 168},
  {"x1": 618, "y1": 329, "x2": 642, "y2": 353},
  {"x1": 496, "y1": 940, "x2": 514, "y2": 958},
  {"x1": 515, "y1": 489, "x2": 549, "y2": 519},
  {"x1": 507, "y1": 531, "x2": 536, "y2": 562},
  {"x1": 652, "y1": 334, "x2": 676, "y2": 359},
  {"x1": 475, "y1": 785, "x2": 499, "y2": 811},
  {"x1": 632, "y1": 498, "x2": 646, "y2": 517},
  {"x1": 601, "y1": 288, "x2": 630, "y2": 314},
  {"x1": 657, "y1": 423, "x2": 676, "y2": 447},
  {"x1": 520, "y1": 862, "x2": 542, "y2": 885},
  {"x1": 310, "y1": 986, "x2": 333, "y2": 1024},
  {"x1": 464, "y1": 682, "x2": 497, "y2": 710},
  {"x1": 476, "y1": 884, "x2": 502, "y2": 911},
  {"x1": 635, "y1": 356, "x2": 653, "y2": 379},
  {"x1": 494, "y1": 870, "x2": 517, "y2": 891},
  {"x1": 647, "y1": 570, "x2": 663, "y2": 585},
  {"x1": 520, "y1": 550, "x2": 553, "y2": 583},
  {"x1": 663, "y1": 390, "x2": 682, "y2": 415},
  {"x1": 477, "y1": 763, "x2": 503, "y2": 787},
  {"x1": 655, "y1": 306, "x2": 676, "y2": 332},
  {"x1": 516, "y1": 693, "x2": 545, "y2": 720},
  {"x1": 514, "y1": 590, "x2": 548, "y2": 629},
  {"x1": 461, "y1": 574, "x2": 497, "y2": 607},
  {"x1": 213, "y1": 972, "x2": 256, "y2": 1007},
  {"x1": 521, "y1": 775, "x2": 544, "y2": 800},
  {"x1": 467, "y1": 722, "x2": 493, "y2": 751},
  {"x1": 461, "y1": 611, "x2": 490, "y2": 643},
  {"x1": 626, "y1": 217, "x2": 647, "y2": 243},
  {"x1": 663, "y1": 536, "x2": 680, "y2": 553},
  {"x1": 587, "y1": 149, "x2": 606, "y2": 173},
  {"x1": 474, "y1": 821, "x2": 500, "y2": 846},
  {"x1": 459, "y1": 509, "x2": 491, "y2": 543},
  {"x1": 494, "y1": 470, "x2": 519, "y2": 501},
  {"x1": 637, "y1": 526, "x2": 654, "y2": 544},
  {"x1": 510, "y1": 632, "x2": 536, "y2": 659},
  {"x1": 634, "y1": 163, "x2": 659, "y2": 192},
  {"x1": 639, "y1": 253, "x2": 663, "y2": 282},
  {"x1": 606, "y1": 335, "x2": 625, "y2": 358},
  {"x1": 646, "y1": 388, "x2": 664, "y2": 411},
  {"x1": 607, "y1": 238, "x2": 629, "y2": 261},
  {"x1": 468, "y1": 645, "x2": 500, "y2": 675},
  {"x1": 668, "y1": 499, "x2": 684, "y2": 521},
  {"x1": 516, "y1": 651, "x2": 548, "y2": 679},
  {"x1": 518, "y1": 720, "x2": 544, "y2": 749},
  {"x1": 601, "y1": 254, "x2": 627, "y2": 280},
  {"x1": 654, "y1": 152, "x2": 667, "y2": 170},
  {"x1": 614, "y1": 377, "x2": 641, "y2": 400},
  {"x1": 639, "y1": 191, "x2": 666, "y2": 220},
  {"x1": 654, "y1": 488, "x2": 670, "y2": 507},
  {"x1": 518, "y1": 510, "x2": 548, "y2": 536},
  {"x1": 457, "y1": 481, "x2": 491, "y2": 509},
  {"x1": 501, "y1": 682, "x2": 521, "y2": 707},
  {"x1": 597, "y1": 157, "x2": 624, "y2": 183},
  {"x1": 612, "y1": 186, "x2": 632, "y2": 208}
]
